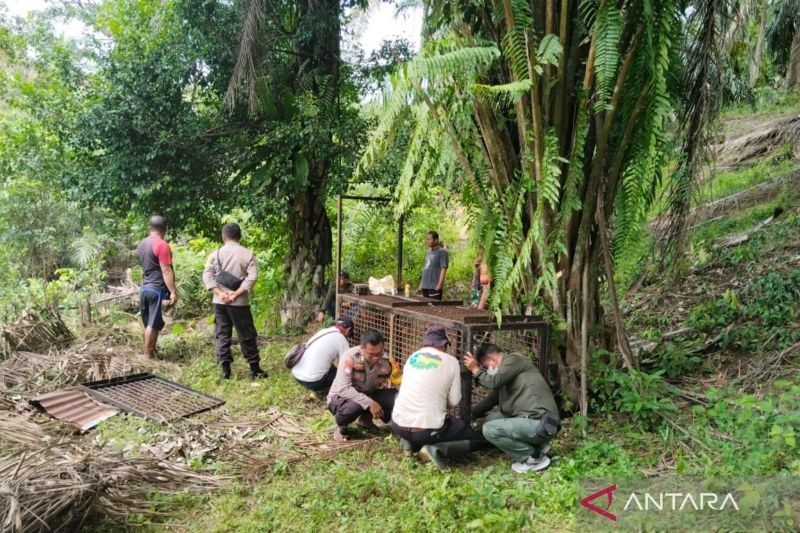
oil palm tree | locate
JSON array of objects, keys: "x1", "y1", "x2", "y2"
[{"x1": 359, "y1": 0, "x2": 730, "y2": 410}]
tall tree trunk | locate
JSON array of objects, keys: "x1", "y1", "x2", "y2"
[
  {"x1": 749, "y1": 1, "x2": 766, "y2": 88},
  {"x1": 281, "y1": 0, "x2": 340, "y2": 325},
  {"x1": 283, "y1": 176, "x2": 332, "y2": 324},
  {"x1": 788, "y1": 23, "x2": 800, "y2": 89}
]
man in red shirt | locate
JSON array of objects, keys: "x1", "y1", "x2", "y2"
[{"x1": 136, "y1": 215, "x2": 178, "y2": 358}]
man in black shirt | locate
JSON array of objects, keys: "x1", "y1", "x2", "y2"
[{"x1": 135, "y1": 216, "x2": 178, "y2": 358}]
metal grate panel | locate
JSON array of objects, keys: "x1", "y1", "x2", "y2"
[{"x1": 81, "y1": 373, "x2": 225, "y2": 423}]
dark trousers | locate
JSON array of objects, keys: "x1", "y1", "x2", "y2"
[
  {"x1": 328, "y1": 389, "x2": 398, "y2": 427},
  {"x1": 421, "y1": 288, "x2": 443, "y2": 300},
  {"x1": 391, "y1": 415, "x2": 483, "y2": 452},
  {"x1": 213, "y1": 304, "x2": 259, "y2": 364},
  {"x1": 294, "y1": 367, "x2": 337, "y2": 394}
]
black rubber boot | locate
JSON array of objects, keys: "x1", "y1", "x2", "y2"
[
  {"x1": 399, "y1": 438, "x2": 414, "y2": 455},
  {"x1": 420, "y1": 440, "x2": 473, "y2": 471},
  {"x1": 220, "y1": 362, "x2": 232, "y2": 380},
  {"x1": 248, "y1": 363, "x2": 268, "y2": 380}
]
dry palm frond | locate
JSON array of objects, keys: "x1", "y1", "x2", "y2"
[
  {"x1": 0, "y1": 413, "x2": 223, "y2": 533},
  {"x1": 225, "y1": 0, "x2": 267, "y2": 113},
  {"x1": 658, "y1": 0, "x2": 728, "y2": 268},
  {"x1": 54, "y1": 346, "x2": 144, "y2": 385},
  {"x1": 0, "y1": 351, "x2": 62, "y2": 389},
  {"x1": 1, "y1": 309, "x2": 73, "y2": 358},
  {"x1": 219, "y1": 407, "x2": 382, "y2": 482},
  {"x1": 0, "y1": 391, "x2": 14, "y2": 410},
  {"x1": 0, "y1": 411, "x2": 68, "y2": 449},
  {"x1": 0, "y1": 346, "x2": 146, "y2": 393}
]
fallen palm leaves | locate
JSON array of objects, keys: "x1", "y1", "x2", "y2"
[
  {"x1": 0, "y1": 401, "x2": 388, "y2": 531},
  {"x1": 129, "y1": 409, "x2": 382, "y2": 479},
  {"x1": 224, "y1": 409, "x2": 382, "y2": 482},
  {"x1": 0, "y1": 324, "x2": 383, "y2": 530},
  {"x1": 0, "y1": 412, "x2": 224, "y2": 533},
  {"x1": 0, "y1": 308, "x2": 73, "y2": 357},
  {"x1": 0, "y1": 345, "x2": 146, "y2": 392}
]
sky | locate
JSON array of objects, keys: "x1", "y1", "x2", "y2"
[
  {"x1": 1, "y1": 0, "x2": 422, "y2": 56},
  {"x1": 354, "y1": 2, "x2": 422, "y2": 55}
]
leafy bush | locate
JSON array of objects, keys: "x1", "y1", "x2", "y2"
[
  {"x1": 171, "y1": 244, "x2": 214, "y2": 319},
  {"x1": 686, "y1": 267, "x2": 800, "y2": 351},
  {"x1": 591, "y1": 353, "x2": 677, "y2": 427},
  {"x1": 686, "y1": 297, "x2": 738, "y2": 332},
  {"x1": 651, "y1": 340, "x2": 703, "y2": 379}
]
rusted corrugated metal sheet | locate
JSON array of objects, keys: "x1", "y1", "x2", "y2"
[{"x1": 31, "y1": 388, "x2": 118, "y2": 431}]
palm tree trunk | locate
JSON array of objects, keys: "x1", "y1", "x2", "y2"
[
  {"x1": 281, "y1": 0, "x2": 341, "y2": 325},
  {"x1": 788, "y1": 22, "x2": 800, "y2": 88},
  {"x1": 749, "y1": 1, "x2": 767, "y2": 87}
]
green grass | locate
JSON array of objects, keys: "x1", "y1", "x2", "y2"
[
  {"x1": 695, "y1": 156, "x2": 797, "y2": 205},
  {"x1": 721, "y1": 87, "x2": 800, "y2": 122},
  {"x1": 76, "y1": 315, "x2": 799, "y2": 532}
]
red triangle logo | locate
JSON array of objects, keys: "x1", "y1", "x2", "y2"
[{"x1": 580, "y1": 484, "x2": 617, "y2": 521}]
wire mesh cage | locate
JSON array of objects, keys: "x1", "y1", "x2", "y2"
[{"x1": 338, "y1": 294, "x2": 553, "y2": 420}]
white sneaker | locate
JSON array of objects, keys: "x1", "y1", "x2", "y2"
[{"x1": 511, "y1": 454, "x2": 551, "y2": 473}]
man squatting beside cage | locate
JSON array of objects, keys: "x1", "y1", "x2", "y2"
[
  {"x1": 291, "y1": 317, "x2": 354, "y2": 400},
  {"x1": 390, "y1": 325, "x2": 484, "y2": 469},
  {"x1": 464, "y1": 343, "x2": 559, "y2": 473},
  {"x1": 327, "y1": 330, "x2": 398, "y2": 442}
]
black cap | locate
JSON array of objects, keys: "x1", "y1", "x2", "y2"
[
  {"x1": 422, "y1": 325, "x2": 449, "y2": 347},
  {"x1": 335, "y1": 316, "x2": 354, "y2": 330}
]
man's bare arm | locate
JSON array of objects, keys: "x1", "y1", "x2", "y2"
[{"x1": 160, "y1": 264, "x2": 178, "y2": 305}]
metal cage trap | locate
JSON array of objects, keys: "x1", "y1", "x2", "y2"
[{"x1": 337, "y1": 294, "x2": 553, "y2": 420}]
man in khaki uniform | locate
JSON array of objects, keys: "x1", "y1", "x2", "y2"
[
  {"x1": 202, "y1": 223, "x2": 266, "y2": 380},
  {"x1": 327, "y1": 330, "x2": 397, "y2": 441}
]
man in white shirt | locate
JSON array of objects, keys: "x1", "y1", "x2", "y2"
[
  {"x1": 291, "y1": 316, "x2": 353, "y2": 400},
  {"x1": 391, "y1": 325, "x2": 483, "y2": 469}
]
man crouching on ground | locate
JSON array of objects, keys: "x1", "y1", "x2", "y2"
[
  {"x1": 390, "y1": 325, "x2": 484, "y2": 470},
  {"x1": 327, "y1": 330, "x2": 397, "y2": 442},
  {"x1": 291, "y1": 317, "x2": 353, "y2": 401},
  {"x1": 464, "y1": 343, "x2": 560, "y2": 473}
]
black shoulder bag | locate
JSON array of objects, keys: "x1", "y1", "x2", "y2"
[
  {"x1": 215, "y1": 248, "x2": 244, "y2": 291},
  {"x1": 284, "y1": 330, "x2": 337, "y2": 369}
]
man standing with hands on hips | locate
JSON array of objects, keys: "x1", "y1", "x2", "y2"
[
  {"x1": 136, "y1": 215, "x2": 178, "y2": 358},
  {"x1": 418, "y1": 231, "x2": 448, "y2": 300},
  {"x1": 203, "y1": 222, "x2": 267, "y2": 380}
]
